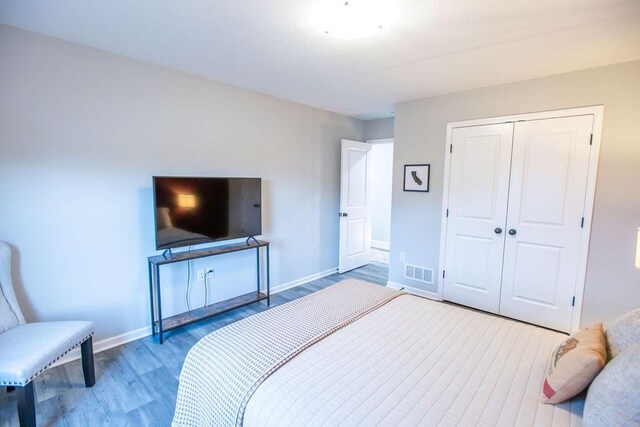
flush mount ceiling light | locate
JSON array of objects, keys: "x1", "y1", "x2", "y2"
[{"x1": 313, "y1": 0, "x2": 395, "y2": 40}]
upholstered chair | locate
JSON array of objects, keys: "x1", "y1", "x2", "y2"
[{"x1": 0, "y1": 241, "x2": 95, "y2": 427}]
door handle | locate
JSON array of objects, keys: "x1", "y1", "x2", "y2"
[
  {"x1": 508, "y1": 229, "x2": 517, "y2": 236},
  {"x1": 494, "y1": 227, "x2": 503, "y2": 234},
  {"x1": 339, "y1": 212, "x2": 349, "y2": 217}
]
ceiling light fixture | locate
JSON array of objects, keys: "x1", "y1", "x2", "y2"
[{"x1": 313, "y1": 0, "x2": 395, "y2": 40}]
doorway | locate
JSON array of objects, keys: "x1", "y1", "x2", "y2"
[
  {"x1": 367, "y1": 138, "x2": 393, "y2": 265},
  {"x1": 338, "y1": 138, "x2": 393, "y2": 273}
]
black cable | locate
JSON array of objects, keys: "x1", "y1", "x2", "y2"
[
  {"x1": 185, "y1": 246, "x2": 193, "y2": 311},
  {"x1": 186, "y1": 261, "x2": 192, "y2": 312},
  {"x1": 204, "y1": 272, "x2": 208, "y2": 307}
]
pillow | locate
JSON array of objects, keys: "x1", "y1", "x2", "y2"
[
  {"x1": 583, "y1": 344, "x2": 640, "y2": 426},
  {"x1": 156, "y1": 207, "x2": 173, "y2": 230},
  {"x1": 605, "y1": 308, "x2": 640, "y2": 359},
  {"x1": 542, "y1": 323, "x2": 607, "y2": 404}
]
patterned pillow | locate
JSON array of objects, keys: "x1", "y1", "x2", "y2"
[
  {"x1": 542, "y1": 323, "x2": 607, "y2": 404},
  {"x1": 583, "y1": 344, "x2": 640, "y2": 426},
  {"x1": 605, "y1": 308, "x2": 640, "y2": 360}
]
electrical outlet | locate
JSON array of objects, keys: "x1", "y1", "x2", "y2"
[
  {"x1": 197, "y1": 267, "x2": 215, "y2": 281},
  {"x1": 197, "y1": 267, "x2": 214, "y2": 281},
  {"x1": 399, "y1": 252, "x2": 406, "y2": 262}
]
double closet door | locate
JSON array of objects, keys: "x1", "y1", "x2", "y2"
[{"x1": 442, "y1": 115, "x2": 594, "y2": 332}]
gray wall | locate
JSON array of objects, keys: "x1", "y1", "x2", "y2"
[
  {"x1": 0, "y1": 25, "x2": 364, "y2": 341},
  {"x1": 390, "y1": 60, "x2": 640, "y2": 327},
  {"x1": 364, "y1": 118, "x2": 394, "y2": 141}
]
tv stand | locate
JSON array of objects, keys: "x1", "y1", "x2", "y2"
[
  {"x1": 148, "y1": 240, "x2": 270, "y2": 344},
  {"x1": 162, "y1": 248, "x2": 173, "y2": 259}
]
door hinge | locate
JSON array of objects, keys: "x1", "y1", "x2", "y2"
[
  {"x1": 589, "y1": 134, "x2": 593, "y2": 145},
  {"x1": 446, "y1": 208, "x2": 449, "y2": 217},
  {"x1": 442, "y1": 270, "x2": 446, "y2": 279},
  {"x1": 581, "y1": 217, "x2": 585, "y2": 228},
  {"x1": 450, "y1": 144, "x2": 453, "y2": 154},
  {"x1": 572, "y1": 296, "x2": 576, "y2": 307}
]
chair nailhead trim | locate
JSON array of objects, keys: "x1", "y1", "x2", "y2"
[{"x1": 0, "y1": 332, "x2": 94, "y2": 386}]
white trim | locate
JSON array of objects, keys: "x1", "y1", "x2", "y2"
[
  {"x1": 50, "y1": 325, "x2": 151, "y2": 368},
  {"x1": 445, "y1": 106, "x2": 603, "y2": 129},
  {"x1": 371, "y1": 240, "x2": 390, "y2": 251},
  {"x1": 365, "y1": 138, "x2": 393, "y2": 145},
  {"x1": 267, "y1": 267, "x2": 338, "y2": 294},
  {"x1": 571, "y1": 106, "x2": 604, "y2": 333},
  {"x1": 387, "y1": 280, "x2": 439, "y2": 300},
  {"x1": 437, "y1": 122, "x2": 454, "y2": 301},
  {"x1": 438, "y1": 105, "x2": 604, "y2": 333},
  {"x1": 51, "y1": 266, "x2": 339, "y2": 368}
]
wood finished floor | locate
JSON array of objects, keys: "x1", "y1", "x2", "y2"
[{"x1": 0, "y1": 264, "x2": 388, "y2": 427}]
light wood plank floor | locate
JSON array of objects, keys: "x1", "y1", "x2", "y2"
[{"x1": 0, "y1": 264, "x2": 388, "y2": 427}]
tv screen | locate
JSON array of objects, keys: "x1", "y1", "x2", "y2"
[{"x1": 153, "y1": 177, "x2": 262, "y2": 250}]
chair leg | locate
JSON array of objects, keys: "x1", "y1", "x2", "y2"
[
  {"x1": 16, "y1": 382, "x2": 36, "y2": 427},
  {"x1": 81, "y1": 336, "x2": 96, "y2": 387}
]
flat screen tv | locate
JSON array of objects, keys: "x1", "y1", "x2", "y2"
[{"x1": 153, "y1": 176, "x2": 262, "y2": 250}]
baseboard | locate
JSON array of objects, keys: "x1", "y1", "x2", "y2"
[
  {"x1": 371, "y1": 240, "x2": 390, "y2": 251},
  {"x1": 50, "y1": 267, "x2": 339, "y2": 368},
  {"x1": 269, "y1": 267, "x2": 338, "y2": 294},
  {"x1": 387, "y1": 280, "x2": 440, "y2": 300}
]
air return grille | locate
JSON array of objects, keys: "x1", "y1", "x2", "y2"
[{"x1": 404, "y1": 263, "x2": 434, "y2": 285}]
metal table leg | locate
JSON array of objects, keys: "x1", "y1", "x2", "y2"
[
  {"x1": 266, "y1": 244, "x2": 270, "y2": 306},
  {"x1": 155, "y1": 264, "x2": 164, "y2": 344},
  {"x1": 148, "y1": 261, "x2": 156, "y2": 336}
]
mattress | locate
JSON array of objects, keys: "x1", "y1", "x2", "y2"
[{"x1": 244, "y1": 293, "x2": 584, "y2": 427}]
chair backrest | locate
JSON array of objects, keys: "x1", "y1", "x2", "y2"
[{"x1": 0, "y1": 241, "x2": 26, "y2": 333}]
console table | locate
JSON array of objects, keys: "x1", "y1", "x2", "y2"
[{"x1": 148, "y1": 240, "x2": 270, "y2": 344}]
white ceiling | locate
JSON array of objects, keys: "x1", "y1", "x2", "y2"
[{"x1": 1, "y1": 0, "x2": 639, "y2": 119}]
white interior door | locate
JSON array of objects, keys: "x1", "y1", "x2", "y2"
[
  {"x1": 443, "y1": 124, "x2": 514, "y2": 313},
  {"x1": 499, "y1": 115, "x2": 594, "y2": 332},
  {"x1": 339, "y1": 139, "x2": 371, "y2": 273}
]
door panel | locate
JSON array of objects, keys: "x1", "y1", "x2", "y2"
[
  {"x1": 339, "y1": 140, "x2": 371, "y2": 273},
  {"x1": 346, "y1": 217, "x2": 366, "y2": 256},
  {"x1": 511, "y1": 242, "x2": 562, "y2": 306},
  {"x1": 499, "y1": 115, "x2": 593, "y2": 332},
  {"x1": 519, "y1": 135, "x2": 572, "y2": 225},
  {"x1": 347, "y1": 149, "x2": 367, "y2": 207},
  {"x1": 458, "y1": 136, "x2": 504, "y2": 220},
  {"x1": 443, "y1": 123, "x2": 514, "y2": 313},
  {"x1": 453, "y1": 235, "x2": 494, "y2": 291}
]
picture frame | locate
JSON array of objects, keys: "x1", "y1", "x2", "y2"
[{"x1": 403, "y1": 164, "x2": 430, "y2": 192}]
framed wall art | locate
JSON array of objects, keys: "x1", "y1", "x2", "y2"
[{"x1": 403, "y1": 164, "x2": 430, "y2": 192}]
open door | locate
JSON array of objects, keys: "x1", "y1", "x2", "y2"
[{"x1": 339, "y1": 139, "x2": 372, "y2": 273}]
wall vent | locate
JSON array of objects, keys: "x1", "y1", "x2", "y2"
[{"x1": 404, "y1": 263, "x2": 434, "y2": 285}]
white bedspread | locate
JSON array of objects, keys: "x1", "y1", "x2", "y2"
[
  {"x1": 173, "y1": 280, "x2": 403, "y2": 426},
  {"x1": 244, "y1": 293, "x2": 584, "y2": 427}
]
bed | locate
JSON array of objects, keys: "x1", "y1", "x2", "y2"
[{"x1": 172, "y1": 279, "x2": 584, "y2": 427}]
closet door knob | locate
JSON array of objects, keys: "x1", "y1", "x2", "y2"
[
  {"x1": 494, "y1": 227, "x2": 503, "y2": 234},
  {"x1": 508, "y1": 229, "x2": 517, "y2": 236}
]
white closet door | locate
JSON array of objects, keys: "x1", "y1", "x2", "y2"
[
  {"x1": 443, "y1": 123, "x2": 514, "y2": 313},
  {"x1": 499, "y1": 115, "x2": 593, "y2": 332}
]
